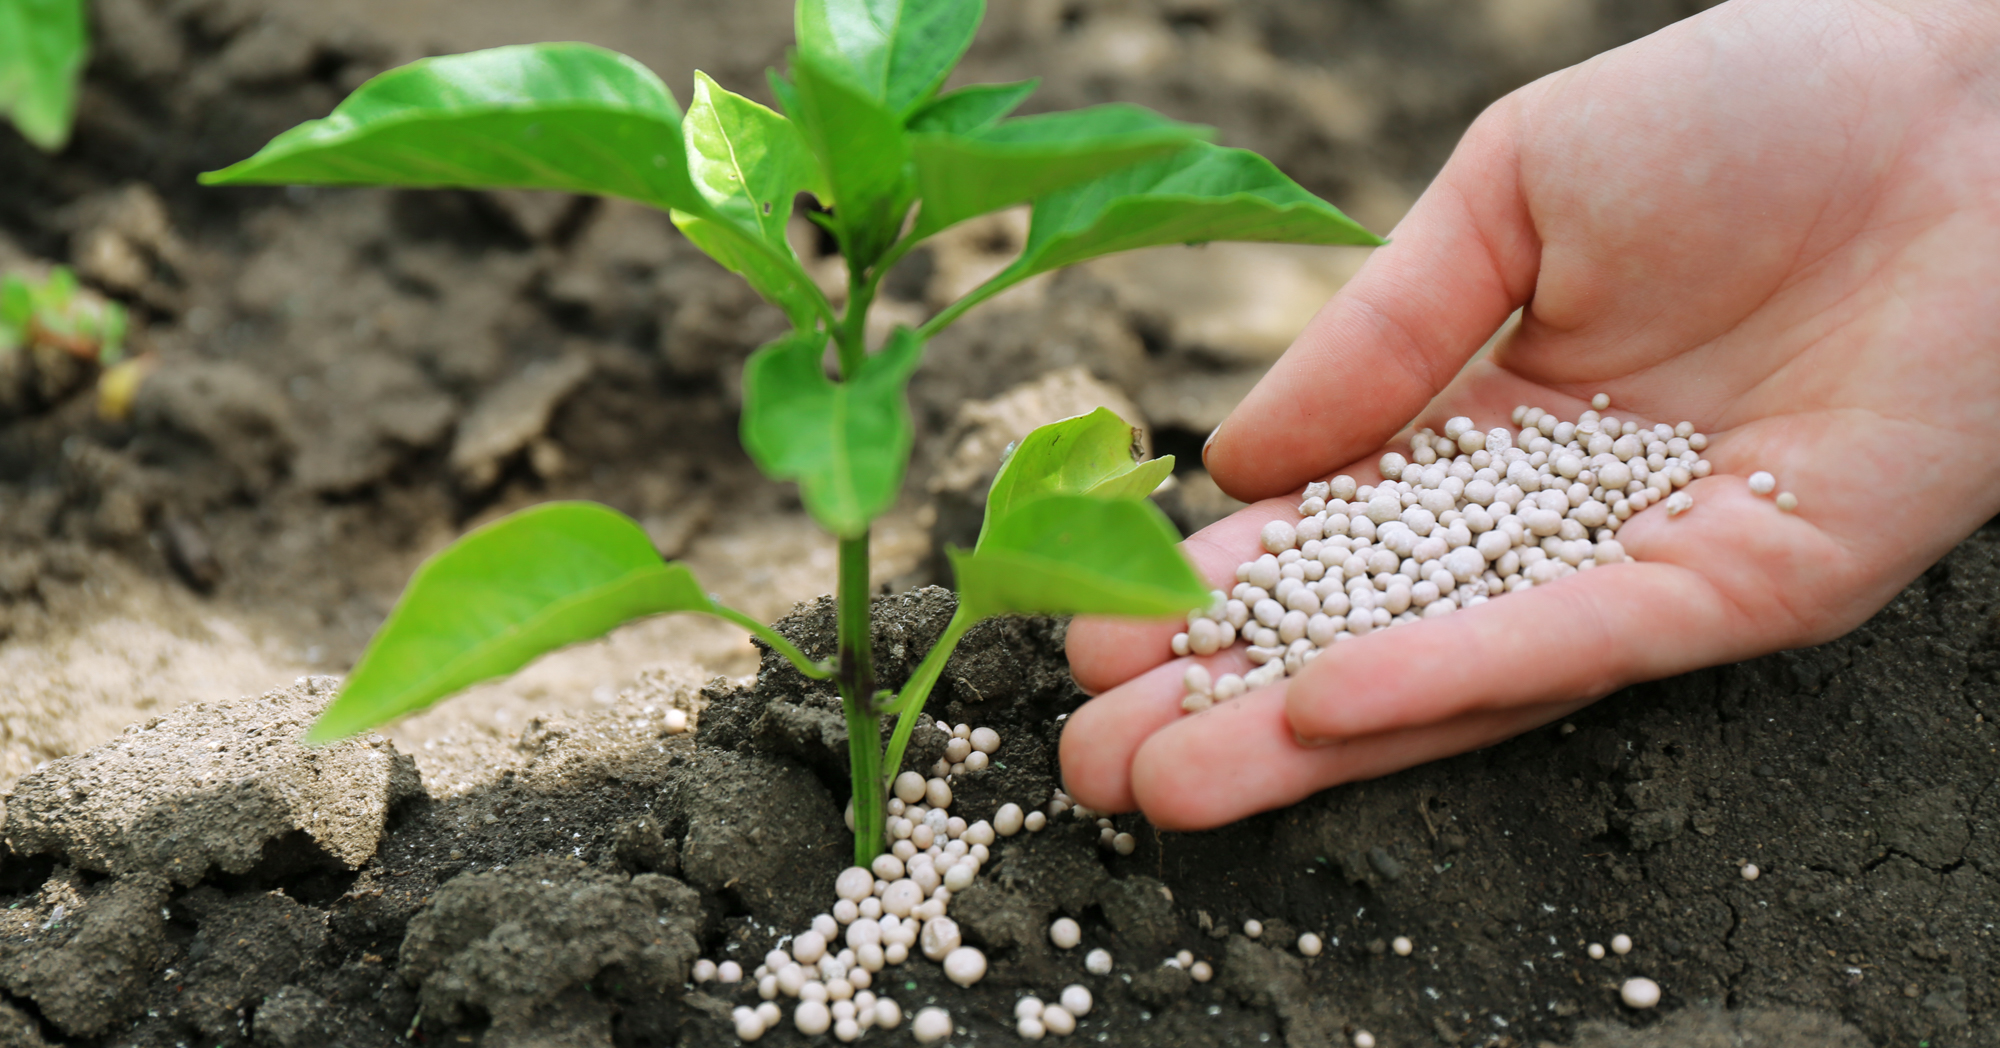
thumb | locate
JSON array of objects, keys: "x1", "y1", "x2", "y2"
[{"x1": 1204, "y1": 97, "x2": 1542, "y2": 501}]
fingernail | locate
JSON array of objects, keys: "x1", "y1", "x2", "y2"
[
  {"x1": 1201, "y1": 424, "x2": 1221, "y2": 469},
  {"x1": 1292, "y1": 730, "x2": 1338, "y2": 749}
]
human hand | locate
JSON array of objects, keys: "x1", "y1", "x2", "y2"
[{"x1": 1061, "y1": 0, "x2": 2000, "y2": 829}]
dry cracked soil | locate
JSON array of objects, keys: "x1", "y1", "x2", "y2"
[{"x1": 3, "y1": 0, "x2": 1996, "y2": 1046}]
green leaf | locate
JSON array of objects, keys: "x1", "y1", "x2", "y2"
[
  {"x1": 0, "y1": 0, "x2": 85, "y2": 151},
  {"x1": 953, "y1": 495, "x2": 1207, "y2": 619},
  {"x1": 906, "y1": 79, "x2": 1037, "y2": 134},
  {"x1": 307, "y1": 502, "x2": 716, "y2": 743},
  {"x1": 979, "y1": 407, "x2": 1173, "y2": 550},
  {"x1": 200, "y1": 43, "x2": 709, "y2": 216},
  {"x1": 796, "y1": 0, "x2": 984, "y2": 115},
  {"x1": 672, "y1": 212, "x2": 824, "y2": 329},
  {"x1": 910, "y1": 104, "x2": 1211, "y2": 238},
  {"x1": 788, "y1": 49, "x2": 914, "y2": 268},
  {"x1": 930, "y1": 142, "x2": 1383, "y2": 334},
  {"x1": 740, "y1": 327, "x2": 923, "y2": 537},
  {"x1": 685, "y1": 71, "x2": 825, "y2": 245}
]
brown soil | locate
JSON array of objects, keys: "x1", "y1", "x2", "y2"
[{"x1": 9, "y1": 1, "x2": 1992, "y2": 1047}]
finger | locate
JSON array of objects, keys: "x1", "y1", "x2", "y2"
[
  {"x1": 1204, "y1": 99, "x2": 1543, "y2": 501},
  {"x1": 1066, "y1": 497, "x2": 1296, "y2": 695},
  {"x1": 1060, "y1": 647, "x2": 1254, "y2": 814},
  {"x1": 1128, "y1": 685, "x2": 1594, "y2": 831}
]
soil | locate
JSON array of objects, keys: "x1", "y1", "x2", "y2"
[{"x1": 5, "y1": 0, "x2": 1995, "y2": 1046}]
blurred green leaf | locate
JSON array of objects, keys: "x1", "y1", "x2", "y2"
[
  {"x1": 796, "y1": 0, "x2": 983, "y2": 115},
  {"x1": 740, "y1": 327, "x2": 923, "y2": 537},
  {"x1": 979, "y1": 407, "x2": 1173, "y2": 550},
  {"x1": 788, "y1": 49, "x2": 913, "y2": 268},
  {"x1": 910, "y1": 104, "x2": 1210, "y2": 238},
  {"x1": 954, "y1": 494, "x2": 1206, "y2": 619},
  {"x1": 933, "y1": 142, "x2": 1382, "y2": 331},
  {"x1": 0, "y1": 0, "x2": 85, "y2": 151},
  {"x1": 200, "y1": 44, "x2": 708, "y2": 215},
  {"x1": 906, "y1": 79, "x2": 1037, "y2": 134},
  {"x1": 307, "y1": 502, "x2": 716, "y2": 743}
]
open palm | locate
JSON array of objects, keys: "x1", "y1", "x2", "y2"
[{"x1": 1061, "y1": 0, "x2": 2000, "y2": 829}]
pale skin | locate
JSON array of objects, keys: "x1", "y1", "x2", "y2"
[{"x1": 1062, "y1": 0, "x2": 2000, "y2": 830}]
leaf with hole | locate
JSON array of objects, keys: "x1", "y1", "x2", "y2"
[
  {"x1": 740, "y1": 327, "x2": 923, "y2": 537},
  {"x1": 200, "y1": 43, "x2": 708, "y2": 215},
  {"x1": 910, "y1": 104, "x2": 1211, "y2": 238},
  {"x1": 980, "y1": 407, "x2": 1174, "y2": 550},
  {"x1": 306, "y1": 502, "x2": 717, "y2": 743},
  {"x1": 0, "y1": 0, "x2": 85, "y2": 151},
  {"x1": 796, "y1": 0, "x2": 984, "y2": 115},
  {"x1": 953, "y1": 494, "x2": 1207, "y2": 620}
]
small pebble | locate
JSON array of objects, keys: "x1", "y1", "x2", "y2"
[
  {"x1": 717, "y1": 960, "x2": 742, "y2": 983},
  {"x1": 1060, "y1": 985, "x2": 1094, "y2": 1017},
  {"x1": 1621, "y1": 977, "x2": 1662, "y2": 1009},
  {"x1": 1591, "y1": 393, "x2": 1610, "y2": 410},
  {"x1": 971, "y1": 726, "x2": 1001, "y2": 754},
  {"x1": 1299, "y1": 933, "x2": 1323, "y2": 957},
  {"x1": 795, "y1": 1000, "x2": 831, "y2": 1036},
  {"x1": 694, "y1": 959, "x2": 717, "y2": 983},
  {"x1": 1588, "y1": 943, "x2": 1606, "y2": 960},
  {"x1": 893, "y1": 771, "x2": 927, "y2": 804},
  {"x1": 1353, "y1": 1032, "x2": 1377, "y2": 1048},
  {"x1": 1190, "y1": 960, "x2": 1212, "y2": 982},
  {"x1": 1776, "y1": 491, "x2": 1798, "y2": 512},
  {"x1": 1016, "y1": 997, "x2": 1045, "y2": 1020},
  {"x1": 943, "y1": 946, "x2": 987, "y2": 987},
  {"x1": 875, "y1": 998, "x2": 902, "y2": 1029},
  {"x1": 1017, "y1": 1015, "x2": 1047, "y2": 1040},
  {"x1": 1748, "y1": 471, "x2": 1776, "y2": 495},
  {"x1": 1611, "y1": 934, "x2": 1633, "y2": 955},
  {"x1": 664, "y1": 708, "x2": 689, "y2": 733},
  {"x1": 1025, "y1": 810, "x2": 1047, "y2": 832},
  {"x1": 1041, "y1": 1004, "x2": 1077, "y2": 1035},
  {"x1": 1050, "y1": 917, "x2": 1081, "y2": 949},
  {"x1": 1665, "y1": 490, "x2": 1694, "y2": 516},
  {"x1": 912, "y1": 1006, "x2": 952, "y2": 1044},
  {"x1": 1392, "y1": 936, "x2": 1413, "y2": 957},
  {"x1": 1243, "y1": 919, "x2": 1263, "y2": 939},
  {"x1": 1085, "y1": 948, "x2": 1113, "y2": 975},
  {"x1": 1112, "y1": 832, "x2": 1136, "y2": 855},
  {"x1": 995, "y1": 803, "x2": 1025, "y2": 836},
  {"x1": 733, "y1": 1006, "x2": 766, "y2": 1042},
  {"x1": 1741, "y1": 863, "x2": 1760, "y2": 881}
]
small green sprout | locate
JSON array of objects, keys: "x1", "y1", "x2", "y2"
[
  {"x1": 201, "y1": 0, "x2": 1382, "y2": 865},
  {"x1": 0, "y1": 265, "x2": 127, "y2": 364}
]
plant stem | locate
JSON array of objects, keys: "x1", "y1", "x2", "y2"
[
  {"x1": 833, "y1": 265, "x2": 879, "y2": 377},
  {"x1": 915, "y1": 265, "x2": 1024, "y2": 341},
  {"x1": 707, "y1": 604, "x2": 833, "y2": 680},
  {"x1": 881, "y1": 603, "x2": 976, "y2": 789},
  {"x1": 835, "y1": 532, "x2": 883, "y2": 865}
]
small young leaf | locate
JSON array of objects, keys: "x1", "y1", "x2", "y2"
[
  {"x1": 200, "y1": 44, "x2": 709, "y2": 215},
  {"x1": 740, "y1": 327, "x2": 923, "y2": 537},
  {"x1": 685, "y1": 71, "x2": 825, "y2": 246},
  {"x1": 909, "y1": 104, "x2": 1211, "y2": 238},
  {"x1": 932, "y1": 142, "x2": 1383, "y2": 331},
  {"x1": 795, "y1": 0, "x2": 984, "y2": 115},
  {"x1": 788, "y1": 49, "x2": 915, "y2": 268},
  {"x1": 905, "y1": 78, "x2": 1037, "y2": 134},
  {"x1": 306, "y1": 502, "x2": 716, "y2": 743},
  {"x1": 953, "y1": 495, "x2": 1207, "y2": 619},
  {"x1": 0, "y1": 0, "x2": 85, "y2": 151},
  {"x1": 979, "y1": 407, "x2": 1172, "y2": 549}
]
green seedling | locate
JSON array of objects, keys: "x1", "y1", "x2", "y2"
[
  {"x1": 202, "y1": 0, "x2": 1381, "y2": 864},
  {"x1": 0, "y1": 0, "x2": 87, "y2": 151},
  {"x1": 0, "y1": 265, "x2": 127, "y2": 363}
]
